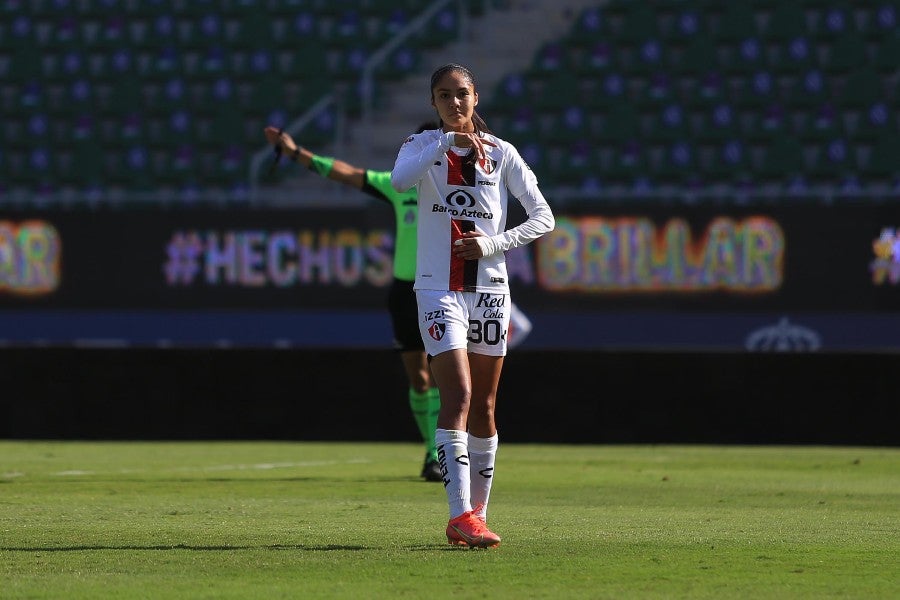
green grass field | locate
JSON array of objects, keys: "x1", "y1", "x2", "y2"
[{"x1": 1, "y1": 442, "x2": 898, "y2": 599}]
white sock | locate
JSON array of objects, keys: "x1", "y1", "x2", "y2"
[
  {"x1": 468, "y1": 433, "x2": 498, "y2": 522},
  {"x1": 435, "y1": 428, "x2": 471, "y2": 519}
]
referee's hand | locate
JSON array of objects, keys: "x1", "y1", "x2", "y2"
[{"x1": 264, "y1": 126, "x2": 298, "y2": 154}]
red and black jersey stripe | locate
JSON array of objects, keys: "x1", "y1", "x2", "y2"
[
  {"x1": 449, "y1": 219, "x2": 478, "y2": 292},
  {"x1": 446, "y1": 151, "x2": 476, "y2": 187}
]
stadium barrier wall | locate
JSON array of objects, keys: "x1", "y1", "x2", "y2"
[
  {"x1": 2, "y1": 348, "x2": 897, "y2": 446},
  {"x1": 2, "y1": 205, "x2": 899, "y2": 352}
]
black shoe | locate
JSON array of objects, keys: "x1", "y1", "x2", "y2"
[{"x1": 421, "y1": 458, "x2": 443, "y2": 482}]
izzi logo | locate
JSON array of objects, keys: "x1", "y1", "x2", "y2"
[{"x1": 871, "y1": 228, "x2": 900, "y2": 286}]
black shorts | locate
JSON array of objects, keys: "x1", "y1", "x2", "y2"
[{"x1": 387, "y1": 278, "x2": 424, "y2": 352}]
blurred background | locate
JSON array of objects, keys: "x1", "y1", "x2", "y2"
[{"x1": 1, "y1": 0, "x2": 898, "y2": 445}]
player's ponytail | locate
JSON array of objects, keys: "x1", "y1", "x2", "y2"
[{"x1": 472, "y1": 110, "x2": 493, "y2": 136}]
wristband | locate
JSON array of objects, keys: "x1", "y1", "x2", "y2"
[{"x1": 308, "y1": 154, "x2": 334, "y2": 178}]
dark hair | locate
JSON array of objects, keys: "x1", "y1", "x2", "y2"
[{"x1": 429, "y1": 63, "x2": 493, "y2": 135}]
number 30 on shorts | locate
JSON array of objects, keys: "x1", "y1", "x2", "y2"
[{"x1": 467, "y1": 319, "x2": 505, "y2": 345}]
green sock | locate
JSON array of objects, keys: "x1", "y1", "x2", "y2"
[{"x1": 409, "y1": 387, "x2": 441, "y2": 462}]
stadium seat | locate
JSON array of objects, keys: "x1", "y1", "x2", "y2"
[
  {"x1": 874, "y1": 33, "x2": 900, "y2": 72},
  {"x1": 66, "y1": 139, "x2": 105, "y2": 185},
  {"x1": 376, "y1": 8, "x2": 411, "y2": 37},
  {"x1": 686, "y1": 71, "x2": 728, "y2": 109},
  {"x1": 648, "y1": 103, "x2": 689, "y2": 143},
  {"x1": 705, "y1": 139, "x2": 751, "y2": 183},
  {"x1": 616, "y1": 4, "x2": 660, "y2": 44},
  {"x1": 290, "y1": 42, "x2": 330, "y2": 78},
  {"x1": 715, "y1": 1, "x2": 759, "y2": 42},
  {"x1": 517, "y1": 141, "x2": 548, "y2": 181},
  {"x1": 584, "y1": 72, "x2": 629, "y2": 110},
  {"x1": 566, "y1": 5, "x2": 608, "y2": 49},
  {"x1": 853, "y1": 102, "x2": 897, "y2": 142},
  {"x1": 743, "y1": 103, "x2": 790, "y2": 141},
  {"x1": 808, "y1": 138, "x2": 856, "y2": 183},
  {"x1": 326, "y1": 10, "x2": 368, "y2": 49},
  {"x1": 376, "y1": 45, "x2": 421, "y2": 81},
  {"x1": 599, "y1": 102, "x2": 640, "y2": 144},
  {"x1": 816, "y1": 4, "x2": 858, "y2": 39},
  {"x1": 868, "y1": 3, "x2": 898, "y2": 39},
  {"x1": 328, "y1": 45, "x2": 369, "y2": 81},
  {"x1": 772, "y1": 36, "x2": 818, "y2": 74},
  {"x1": 664, "y1": 7, "x2": 708, "y2": 44},
  {"x1": 527, "y1": 42, "x2": 572, "y2": 80},
  {"x1": 654, "y1": 140, "x2": 698, "y2": 184},
  {"x1": 734, "y1": 71, "x2": 778, "y2": 109},
  {"x1": 787, "y1": 69, "x2": 829, "y2": 108},
  {"x1": 551, "y1": 140, "x2": 597, "y2": 187},
  {"x1": 720, "y1": 36, "x2": 767, "y2": 74},
  {"x1": 422, "y1": 7, "x2": 460, "y2": 46},
  {"x1": 766, "y1": 3, "x2": 808, "y2": 42},
  {"x1": 825, "y1": 31, "x2": 868, "y2": 72},
  {"x1": 758, "y1": 134, "x2": 805, "y2": 182},
  {"x1": 635, "y1": 72, "x2": 676, "y2": 109},
  {"x1": 863, "y1": 135, "x2": 900, "y2": 180},
  {"x1": 693, "y1": 102, "x2": 739, "y2": 142},
  {"x1": 541, "y1": 104, "x2": 588, "y2": 145},
  {"x1": 574, "y1": 40, "x2": 621, "y2": 76},
  {"x1": 799, "y1": 102, "x2": 844, "y2": 142},
  {"x1": 606, "y1": 140, "x2": 650, "y2": 185},
  {"x1": 487, "y1": 72, "x2": 528, "y2": 114},
  {"x1": 501, "y1": 105, "x2": 535, "y2": 145},
  {"x1": 838, "y1": 66, "x2": 883, "y2": 109},
  {"x1": 674, "y1": 35, "x2": 719, "y2": 76},
  {"x1": 630, "y1": 38, "x2": 666, "y2": 75}
]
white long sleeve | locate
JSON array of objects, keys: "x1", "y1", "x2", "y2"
[
  {"x1": 391, "y1": 131, "x2": 453, "y2": 193},
  {"x1": 475, "y1": 185, "x2": 555, "y2": 258}
]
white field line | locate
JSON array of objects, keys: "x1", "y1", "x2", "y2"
[{"x1": 2, "y1": 459, "x2": 371, "y2": 479}]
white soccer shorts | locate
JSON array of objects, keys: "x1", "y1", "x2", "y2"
[{"x1": 416, "y1": 289, "x2": 511, "y2": 357}]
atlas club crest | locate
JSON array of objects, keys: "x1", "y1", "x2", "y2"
[{"x1": 428, "y1": 322, "x2": 446, "y2": 341}]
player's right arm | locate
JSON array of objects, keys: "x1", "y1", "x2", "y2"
[{"x1": 264, "y1": 126, "x2": 365, "y2": 190}]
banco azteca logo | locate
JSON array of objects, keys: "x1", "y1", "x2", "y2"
[{"x1": 445, "y1": 189, "x2": 476, "y2": 209}]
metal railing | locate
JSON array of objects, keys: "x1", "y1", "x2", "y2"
[{"x1": 248, "y1": 0, "x2": 466, "y2": 203}]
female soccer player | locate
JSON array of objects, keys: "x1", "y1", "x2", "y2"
[
  {"x1": 262, "y1": 123, "x2": 534, "y2": 483},
  {"x1": 391, "y1": 64, "x2": 555, "y2": 547}
]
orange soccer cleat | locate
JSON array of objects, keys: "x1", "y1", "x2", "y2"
[{"x1": 446, "y1": 508, "x2": 501, "y2": 548}]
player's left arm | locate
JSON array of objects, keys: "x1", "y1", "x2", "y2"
[{"x1": 455, "y1": 144, "x2": 555, "y2": 260}]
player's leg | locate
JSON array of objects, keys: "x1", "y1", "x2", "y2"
[
  {"x1": 419, "y1": 290, "x2": 501, "y2": 547},
  {"x1": 418, "y1": 291, "x2": 473, "y2": 515},
  {"x1": 467, "y1": 353, "x2": 503, "y2": 523},
  {"x1": 464, "y1": 292, "x2": 510, "y2": 527},
  {"x1": 429, "y1": 348, "x2": 473, "y2": 517},
  {"x1": 430, "y1": 348, "x2": 500, "y2": 547}
]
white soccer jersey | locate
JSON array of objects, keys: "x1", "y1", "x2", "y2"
[{"x1": 392, "y1": 129, "x2": 554, "y2": 293}]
